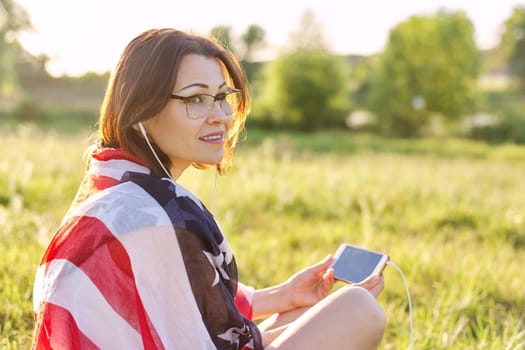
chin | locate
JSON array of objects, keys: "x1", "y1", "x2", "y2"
[
  {"x1": 208, "y1": 153, "x2": 224, "y2": 164},
  {"x1": 199, "y1": 157, "x2": 223, "y2": 167}
]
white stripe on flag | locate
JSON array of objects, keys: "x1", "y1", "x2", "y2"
[
  {"x1": 89, "y1": 158, "x2": 150, "y2": 180},
  {"x1": 38, "y1": 259, "x2": 142, "y2": 348},
  {"x1": 80, "y1": 181, "x2": 217, "y2": 349}
]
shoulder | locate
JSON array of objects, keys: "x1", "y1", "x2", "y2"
[
  {"x1": 121, "y1": 171, "x2": 204, "y2": 210},
  {"x1": 62, "y1": 172, "x2": 223, "y2": 255},
  {"x1": 120, "y1": 172, "x2": 220, "y2": 232}
]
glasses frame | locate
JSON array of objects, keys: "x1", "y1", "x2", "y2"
[{"x1": 169, "y1": 88, "x2": 243, "y2": 119}]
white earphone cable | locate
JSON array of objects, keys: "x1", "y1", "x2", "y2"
[
  {"x1": 387, "y1": 260, "x2": 414, "y2": 350},
  {"x1": 212, "y1": 167, "x2": 218, "y2": 214},
  {"x1": 138, "y1": 122, "x2": 173, "y2": 180}
]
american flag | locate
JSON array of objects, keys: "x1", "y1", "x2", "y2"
[{"x1": 32, "y1": 148, "x2": 262, "y2": 350}]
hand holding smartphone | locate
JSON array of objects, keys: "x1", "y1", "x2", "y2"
[{"x1": 330, "y1": 243, "x2": 389, "y2": 284}]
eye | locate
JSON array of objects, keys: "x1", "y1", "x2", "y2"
[
  {"x1": 215, "y1": 92, "x2": 228, "y2": 102},
  {"x1": 185, "y1": 94, "x2": 206, "y2": 104}
]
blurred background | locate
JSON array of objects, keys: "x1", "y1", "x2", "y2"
[{"x1": 1, "y1": 0, "x2": 525, "y2": 141}]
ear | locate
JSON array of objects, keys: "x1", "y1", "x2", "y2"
[
  {"x1": 133, "y1": 121, "x2": 149, "y2": 138},
  {"x1": 132, "y1": 120, "x2": 145, "y2": 132}
]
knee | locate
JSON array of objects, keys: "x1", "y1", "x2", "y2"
[{"x1": 336, "y1": 286, "x2": 387, "y2": 339}]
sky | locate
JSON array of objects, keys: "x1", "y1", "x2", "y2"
[{"x1": 15, "y1": 0, "x2": 525, "y2": 77}]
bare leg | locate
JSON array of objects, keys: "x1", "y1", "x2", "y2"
[
  {"x1": 258, "y1": 306, "x2": 309, "y2": 331},
  {"x1": 264, "y1": 286, "x2": 386, "y2": 350},
  {"x1": 258, "y1": 307, "x2": 310, "y2": 346}
]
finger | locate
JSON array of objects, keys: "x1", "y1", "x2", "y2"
[
  {"x1": 368, "y1": 276, "x2": 385, "y2": 298},
  {"x1": 323, "y1": 267, "x2": 334, "y2": 280},
  {"x1": 356, "y1": 274, "x2": 382, "y2": 290},
  {"x1": 325, "y1": 269, "x2": 335, "y2": 291},
  {"x1": 311, "y1": 254, "x2": 334, "y2": 272},
  {"x1": 317, "y1": 272, "x2": 334, "y2": 299},
  {"x1": 321, "y1": 268, "x2": 334, "y2": 288}
]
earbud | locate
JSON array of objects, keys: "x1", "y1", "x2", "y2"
[{"x1": 138, "y1": 121, "x2": 147, "y2": 137}]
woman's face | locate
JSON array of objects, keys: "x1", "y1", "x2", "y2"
[{"x1": 144, "y1": 54, "x2": 233, "y2": 179}]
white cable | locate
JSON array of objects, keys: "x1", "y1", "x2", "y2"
[
  {"x1": 138, "y1": 122, "x2": 173, "y2": 180},
  {"x1": 387, "y1": 260, "x2": 414, "y2": 350},
  {"x1": 212, "y1": 167, "x2": 218, "y2": 214}
]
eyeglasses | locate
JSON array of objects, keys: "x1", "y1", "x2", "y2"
[{"x1": 169, "y1": 89, "x2": 243, "y2": 119}]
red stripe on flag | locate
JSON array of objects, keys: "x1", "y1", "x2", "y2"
[
  {"x1": 90, "y1": 174, "x2": 120, "y2": 191},
  {"x1": 32, "y1": 302, "x2": 98, "y2": 350},
  {"x1": 70, "y1": 175, "x2": 119, "y2": 208},
  {"x1": 38, "y1": 216, "x2": 163, "y2": 349},
  {"x1": 234, "y1": 287, "x2": 253, "y2": 320},
  {"x1": 92, "y1": 148, "x2": 146, "y2": 165}
]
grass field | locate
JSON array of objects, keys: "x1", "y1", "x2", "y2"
[{"x1": 1, "y1": 124, "x2": 524, "y2": 349}]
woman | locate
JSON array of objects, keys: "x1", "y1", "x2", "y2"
[{"x1": 32, "y1": 28, "x2": 386, "y2": 349}]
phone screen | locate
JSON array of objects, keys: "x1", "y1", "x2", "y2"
[{"x1": 331, "y1": 244, "x2": 389, "y2": 284}]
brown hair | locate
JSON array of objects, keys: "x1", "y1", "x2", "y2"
[{"x1": 96, "y1": 28, "x2": 250, "y2": 175}]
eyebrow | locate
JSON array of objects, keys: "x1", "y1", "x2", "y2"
[{"x1": 176, "y1": 82, "x2": 227, "y2": 93}]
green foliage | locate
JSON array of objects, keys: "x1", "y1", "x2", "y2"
[
  {"x1": 39, "y1": 106, "x2": 99, "y2": 133},
  {"x1": 367, "y1": 10, "x2": 481, "y2": 136},
  {"x1": 239, "y1": 24, "x2": 266, "y2": 62},
  {"x1": 2, "y1": 68, "x2": 104, "y2": 133},
  {"x1": 0, "y1": 127, "x2": 87, "y2": 349},
  {"x1": 501, "y1": 6, "x2": 525, "y2": 93},
  {"x1": 0, "y1": 0, "x2": 31, "y2": 34},
  {"x1": 348, "y1": 55, "x2": 376, "y2": 108},
  {"x1": 242, "y1": 128, "x2": 525, "y2": 161},
  {"x1": 469, "y1": 91, "x2": 525, "y2": 144},
  {"x1": 254, "y1": 11, "x2": 351, "y2": 130},
  {"x1": 209, "y1": 24, "x2": 266, "y2": 84},
  {"x1": 0, "y1": 0, "x2": 32, "y2": 97},
  {"x1": 11, "y1": 98, "x2": 44, "y2": 121},
  {"x1": 210, "y1": 25, "x2": 235, "y2": 53},
  {"x1": 5, "y1": 100, "x2": 99, "y2": 133},
  {"x1": 239, "y1": 25, "x2": 266, "y2": 83},
  {"x1": 0, "y1": 38, "x2": 16, "y2": 96},
  {"x1": 256, "y1": 51, "x2": 351, "y2": 130}
]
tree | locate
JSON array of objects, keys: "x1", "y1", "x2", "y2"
[
  {"x1": 210, "y1": 25, "x2": 235, "y2": 53},
  {"x1": 254, "y1": 10, "x2": 352, "y2": 130},
  {"x1": 0, "y1": 0, "x2": 31, "y2": 96},
  {"x1": 209, "y1": 25, "x2": 266, "y2": 82},
  {"x1": 366, "y1": 10, "x2": 480, "y2": 136},
  {"x1": 501, "y1": 6, "x2": 525, "y2": 93},
  {"x1": 240, "y1": 24, "x2": 265, "y2": 62},
  {"x1": 239, "y1": 24, "x2": 266, "y2": 83}
]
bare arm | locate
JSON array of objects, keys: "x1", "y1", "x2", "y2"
[{"x1": 251, "y1": 255, "x2": 335, "y2": 320}]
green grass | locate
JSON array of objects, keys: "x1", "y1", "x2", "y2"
[{"x1": 1, "y1": 124, "x2": 524, "y2": 349}]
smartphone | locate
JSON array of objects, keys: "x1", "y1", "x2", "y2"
[{"x1": 330, "y1": 244, "x2": 389, "y2": 284}]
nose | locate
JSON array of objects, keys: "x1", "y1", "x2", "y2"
[{"x1": 206, "y1": 101, "x2": 229, "y2": 123}]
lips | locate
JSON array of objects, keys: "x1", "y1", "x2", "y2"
[{"x1": 199, "y1": 132, "x2": 224, "y2": 143}]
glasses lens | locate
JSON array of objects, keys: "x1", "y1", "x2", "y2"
[
  {"x1": 222, "y1": 91, "x2": 242, "y2": 115},
  {"x1": 186, "y1": 95, "x2": 214, "y2": 119},
  {"x1": 184, "y1": 91, "x2": 243, "y2": 119}
]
